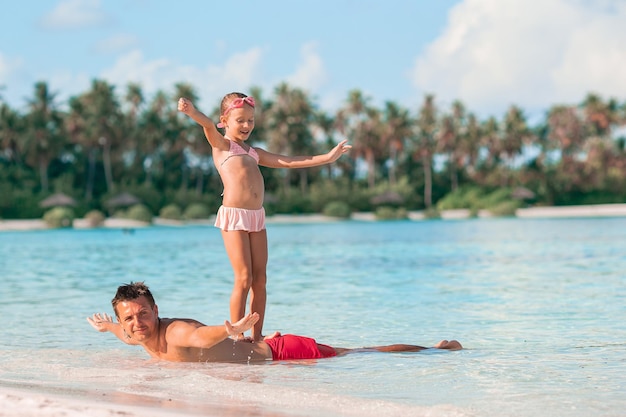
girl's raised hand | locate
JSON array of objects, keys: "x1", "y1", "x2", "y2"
[
  {"x1": 177, "y1": 97, "x2": 195, "y2": 114},
  {"x1": 225, "y1": 312, "x2": 260, "y2": 338},
  {"x1": 328, "y1": 140, "x2": 352, "y2": 162}
]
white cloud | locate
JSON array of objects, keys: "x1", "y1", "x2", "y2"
[
  {"x1": 0, "y1": 56, "x2": 87, "y2": 109},
  {"x1": 0, "y1": 53, "x2": 12, "y2": 82},
  {"x1": 47, "y1": 70, "x2": 91, "y2": 104},
  {"x1": 410, "y1": 0, "x2": 626, "y2": 117},
  {"x1": 40, "y1": 0, "x2": 110, "y2": 30},
  {"x1": 97, "y1": 42, "x2": 328, "y2": 110},
  {"x1": 285, "y1": 42, "x2": 328, "y2": 92},
  {"x1": 99, "y1": 48, "x2": 264, "y2": 108},
  {"x1": 0, "y1": 53, "x2": 25, "y2": 104},
  {"x1": 93, "y1": 34, "x2": 140, "y2": 55}
]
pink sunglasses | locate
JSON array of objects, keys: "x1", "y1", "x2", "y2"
[{"x1": 217, "y1": 96, "x2": 255, "y2": 128}]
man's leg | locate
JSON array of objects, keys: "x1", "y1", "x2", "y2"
[
  {"x1": 336, "y1": 340, "x2": 463, "y2": 356},
  {"x1": 371, "y1": 340, "x2": 462, "y2": 352}
]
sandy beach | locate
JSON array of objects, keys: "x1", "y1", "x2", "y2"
[
  {"x1": 0, "y1": 384, "x2": 269, "y2": 417},
  {"x1": 1, "y1": 203, "x2": 626, "y2": 232},
  {"x1": 0, "y1": 387, "x2": 184, "y2": 417}
]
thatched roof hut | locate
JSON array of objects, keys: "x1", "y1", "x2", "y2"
[
  {"x1": 370, "y1": 191, "x2": 404, "y2": 206},
  {"x1": 511, "y1": 187, "x2": 536, "y2": 201},
  {"x1": 105, "y1": 192, "x2": 141, "y2": 209},
  {"x1": 39, "y1": 193, "x2": 77, "y2": 208}
]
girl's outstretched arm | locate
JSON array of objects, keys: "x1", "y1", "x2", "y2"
[
  {"x1": 177, "y1": 98, "x2": 229, "y2": 151},
  {"x1": 257, "y1": 140, "x2": 352, "y2": 169}
]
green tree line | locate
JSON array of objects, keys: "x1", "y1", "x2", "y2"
[{"x1": 1, "y1": 80, "x2": 625, "y2": 220}]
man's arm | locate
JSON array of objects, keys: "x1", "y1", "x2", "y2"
[
  {"x1": 87, "y1": 313, "x2": 141, "y2": 345},
  {"x1": 168, "y1": 312, "x2": 259, "y2": 349}
]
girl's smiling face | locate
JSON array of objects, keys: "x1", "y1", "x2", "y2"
[{"x1": 223, "y1": 106, "x2": 255, "y2": 140}]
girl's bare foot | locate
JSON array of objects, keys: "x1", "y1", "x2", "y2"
[{"x1": 260, "y1": 331, "x2": 281, "y2": 341}]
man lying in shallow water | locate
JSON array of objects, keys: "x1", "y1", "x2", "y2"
[{"x1": 87, "y1": 282, "x2": 462, "y2": 363}]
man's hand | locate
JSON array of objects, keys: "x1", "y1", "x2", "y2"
[
  {"x1": 225, "y1": 312, "x2": 259, "y2": 338},
  {"x1": 87, "y1": 313, "x2": 114, "y2": 332}
]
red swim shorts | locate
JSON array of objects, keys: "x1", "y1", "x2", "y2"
[{"x1": 264, "y1": 334, "x2": 337, "y2": 361}]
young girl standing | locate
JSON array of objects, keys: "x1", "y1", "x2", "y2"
[{"x1": 178, "y1": 93, "x2": 351, "y2": 341}]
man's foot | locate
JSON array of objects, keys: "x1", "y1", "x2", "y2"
[{"x1": 433, "y1": 340, "x2": 463, "y2": 350}]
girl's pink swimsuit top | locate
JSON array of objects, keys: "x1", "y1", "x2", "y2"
[{"x1": 219, "y1": 139, "x2": 259, "y2": 168}]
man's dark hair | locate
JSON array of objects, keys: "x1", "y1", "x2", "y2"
[{"x1": 111, "y1": 282, "x2": 156, "y2": 316}]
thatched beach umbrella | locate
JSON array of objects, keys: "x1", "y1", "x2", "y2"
[
  {"x1": 105, "y1": 192, "x2": 141, "y2": 209},
  {"x1": 39, "y1": 193, "x2": 77, "y2": 208},
  {"x1": 511, "y1": 187, "x2": 536, "y2": 201},
  {"x1": 370, "y1": 191, "x2": 404, "y2": 206}
]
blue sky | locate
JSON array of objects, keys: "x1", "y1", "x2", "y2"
[{"x1": 1, "y1": 0, "x2": 625, "y2": 121}]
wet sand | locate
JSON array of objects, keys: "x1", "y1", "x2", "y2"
[
  {"x1": 0, "y1": 383, "x2": 299, "y2": 417},
  {"x1": 0, "y1": 387, "x2": 184, "y2": 417}
]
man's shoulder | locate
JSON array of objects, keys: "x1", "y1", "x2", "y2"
[{"x1": 163, "y1": 317, "x2": 204, "y2": 329}]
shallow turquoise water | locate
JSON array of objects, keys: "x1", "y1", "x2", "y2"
[{"x1": 0, "y1": 218, "x2": 624, "y2": 416}]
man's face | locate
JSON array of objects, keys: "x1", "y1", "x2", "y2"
[{"x1": 115, "y1": 296, "x2": 158, "y2": 342}]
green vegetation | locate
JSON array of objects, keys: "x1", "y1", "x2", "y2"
[
  {"x1": 84, "y1": 209, "x2": 105, "y2": 227},
  {"x1": 183, "y1": 203, "x2": 210, "y2": 220},
  {"x1": 159, "y1": 204, "x2": 183, "y2": 221},
  {"x1": 43, "y1": 207, "x2": 74, "y2": 228},
  {"x1": 322, "y1": 201, "x2": 352, "y2": 218},
  {"x1": 0, "y1": 80, "x2": 625, "y2": 220},
  {"x1": 374, "y1": 206, "x2": 408, "y2": 220},
  {"x1": 436, "y1": 186, "x2": 523, "y2": 217},
  {"x1": 126, "y1": 204, "x2": 153, "y2": 223}
]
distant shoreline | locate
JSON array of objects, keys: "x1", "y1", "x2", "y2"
[{"x1": 1, "y1": 203, "x2": 626, "y2": 232}]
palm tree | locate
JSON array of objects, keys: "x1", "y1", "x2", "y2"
[
  {"x1": 578, "y1": 94, "x2": 625, "y2": 200},
  {"x1": 459, "y1": 112, "x2": 482, "y2": 182},
  {"x1": 413, "y1": 95, "x2": 438, "y2": 208},
  {"x1": 335, "y1": 89, "x2": 384, "y2": 189},
  {"x1": 539, "y1": 105, "x2": 586, "y2": 203},
  {"x1": 247, "y1": 86, "x2": 269, "y2": 148},
  {"x1": 174, "y1": 83, "x2": 197, "y2": 105},
  {"x1": 23, "y1": 81, "x2": 64, "y2": 193},
  {"x1": 118, "y1": 83, "x2": 145, "y2": 184},
  {"x1": 436, "y1": 101, "x2": 467, "y2": 191},
  {"x1": 500, "y1": 105, "x2": 533, "y2": 186},
  {"x1": 72, "y1": 79, "x2": 123, "y2": 199},
  {"x1": 380, "y1": 101, "x2": 411, "y2": 186},
  {"x1": 66, "y1": 95, "x2": 88, "y2": 190},
  {"x1": 125, "y1": 83, "x2": 145, "y2": 120},
  {"x1": 137, "y1": 91, "x2": 170, "y2": 187},
  {"x1": 580, "y1": 93, "x2": 617, "y2": 138},
  {"x1": 265, "y1": 83, "x2": 317, "y2": 193},
  {"x1": 313, "y1": 110, "x2": 350, "y2": 181},
  {"x1": 476, "y1": 116, "x2": 501, "y2": 186},
  {"x1": 171, "y1": 83, "x2": 207, "y2": 194},
  {"x1": 0, "y1": 102, "x2": 24, "y2": 166},
  {"x1": 546, "y1": 105, "x2": 585, "y2": 160}
]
